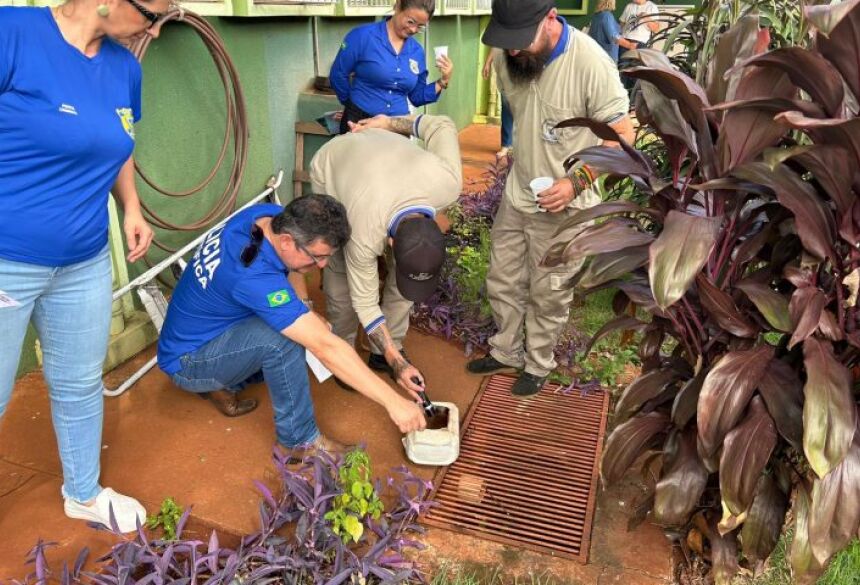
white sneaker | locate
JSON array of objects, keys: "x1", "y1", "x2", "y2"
[
  {"x1": 64, "y1": 487, "x2": 147, "y2": 533},
  {"x1": 496, "y1": 146, "x2": 512, "y2": 158}
]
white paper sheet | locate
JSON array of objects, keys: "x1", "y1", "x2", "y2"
[{"x1": 306, "y1": 349, "x2": 332, "y2": 383}]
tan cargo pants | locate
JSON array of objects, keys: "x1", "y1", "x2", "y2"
[
  {"x1": 486, "y1": 196, "x2": 586, "y2": 377},
  {"x1": 323, "y1": 248, "x2": 411, "y2": 352}
]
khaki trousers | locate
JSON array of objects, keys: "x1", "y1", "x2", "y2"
[
  {"x1": 323, "y1": 248, "x2": 412, "y2": 352},
  {"x1": 486, "y1": 197, "x2": 586, "y2": 377}
]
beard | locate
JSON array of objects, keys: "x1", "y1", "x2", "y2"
[{"x1": 505, "y1": 42, "x2": 553, "y2": 84}]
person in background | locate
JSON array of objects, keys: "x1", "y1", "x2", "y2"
[
  {"x1": 617, "y1": 0, "x2": 659, "y2": 96},
  {"x1": 618, "y1": 0, "x2": 659, "y2": 51},
  {"x1": 0, "y1": 0, "x2": 166, "y2": 532},
  {"x1": 481, "y1": 47, "x2": 514, "y2": 158},
  {"x1": 467, "y1": 0, "x2": 634, "y2": 397},
  {"x1": 309, "y1": 114, "x2": 461, "y2": 396},
  {"x1": 589, "y1": 0, "x2": 622, "y2": 62},
  {"x1": 329, "y1": 0, "x2": 454, "y2": 135},
  {"x1": 157, "y1": 195, "x2": 426, "y2": 460}
]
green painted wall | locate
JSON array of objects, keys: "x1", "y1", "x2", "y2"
[{"x1": 420, "y1": 15, "x2": 482, "y2": 130}]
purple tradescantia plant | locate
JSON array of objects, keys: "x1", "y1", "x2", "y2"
[
  {"x1": 411, "y1": 159, "x2": 508, "y2": 357},
  {"x1": 5, "y1": 449, "x2": 434, "y2": 585}
]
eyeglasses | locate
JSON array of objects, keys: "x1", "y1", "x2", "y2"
[
  {"x1": 124, "y1": 0, "x2": 163, "y2": 27},
  {"x1": 404, "y1": 17, "x2": 426, "y2": 33},
  {"x1": 297, "y1": 242, "x2": 331, "y2": 267},
  {"x1": 240, "y1": 224, "x2": 264, "y2": 267}
]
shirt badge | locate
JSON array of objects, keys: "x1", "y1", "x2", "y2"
[
  {"x1": 267, "y1": 289, "x2": 292, "y2": 307},
  {"x1": 409, "y1": 58, "x2": 420, "y2": 75},
  {"x1": 116, "y1": 108, "x2": 135, "y2": 140}
]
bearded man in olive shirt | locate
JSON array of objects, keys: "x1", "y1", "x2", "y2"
[{"x1": 467, "y1": 0, "x2": 635, "y2": 396}]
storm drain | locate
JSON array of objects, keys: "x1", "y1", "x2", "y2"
[{"x1": 422, "y1": 374, "x2": 609, "y2": 563}]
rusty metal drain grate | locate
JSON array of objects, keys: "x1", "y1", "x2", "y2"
[{"x1": 422, "y1": 374, "x2": 609, "y2": 562}]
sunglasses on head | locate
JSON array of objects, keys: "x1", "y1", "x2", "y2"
[
  {"x1": 124, "y1": 0, "x2": 164, "y2": 27},
  {"x1": 240, "y1": 224, "x2": 264, "y2": 267}
]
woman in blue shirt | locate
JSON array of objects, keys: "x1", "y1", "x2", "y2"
[
  {"x1": 588, "y1": 0, "x2": 622, "y2": 62},
  {"x1": 330, "y1": 0, "x2": 454, "y2": 134},
  {"x1": 0, "y1": 0, "x2": 164, "y2": 533}
]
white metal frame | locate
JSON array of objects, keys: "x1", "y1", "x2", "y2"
[{"x1": 103, "y1": 171, "x2": 284, "y2": 397}]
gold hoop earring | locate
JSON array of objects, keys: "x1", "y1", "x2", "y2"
[{"x1": 96, "y1": 4, "x2": 110, "y2": 17}]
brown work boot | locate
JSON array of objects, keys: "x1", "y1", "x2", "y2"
[
  {"x1": 284, "y1": 434, "x2": 354, "y2": 464},
  {"x1": 201, "y1": 389, "x2": 258, "y2": 417}
]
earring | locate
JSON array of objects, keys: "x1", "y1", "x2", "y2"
[{"x1": 96, "y1": 4, "x2": 110, "y2": 16}]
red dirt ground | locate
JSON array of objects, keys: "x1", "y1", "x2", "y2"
[{"x1": 0, "y1": 125, "x2": 672, "y2": 584}]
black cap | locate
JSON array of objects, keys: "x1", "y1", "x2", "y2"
[
  {"x1": 393, "y1": 216, "x2": 445, "y2": 303},
  {"x1": 482, "y1": 0, "x2": 555, "y2": 50}
]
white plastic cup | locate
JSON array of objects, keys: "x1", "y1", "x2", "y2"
[
  {"x1": 529, "y1": 177, "x2": 553, "y2": 211},
  {"x1": 434, "y1": 46, "x2": 448, "y2": 62}
]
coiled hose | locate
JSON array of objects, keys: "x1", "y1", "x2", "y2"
[{"x1": 128, "y1": 7, "x2": 249, "y2": 255}]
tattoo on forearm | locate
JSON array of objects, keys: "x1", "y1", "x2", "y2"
[
  {"x1": 368, "y1": 328, "x2": 392, "y2": 356},
  {"x1": 389, "y1": 116, "x2": 415, "y2": 137},
  {"x1": 392, "y1": 358, "x2": 410, "y2": 381},
  {"x1": 368, "y1": 326, "x2": 410, "y2": 378}
]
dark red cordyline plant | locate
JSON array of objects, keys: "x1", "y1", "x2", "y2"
[{"x1": 549, "y1": 1, "x2": 860, "y2": 581}]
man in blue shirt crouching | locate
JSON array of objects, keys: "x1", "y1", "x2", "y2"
[{"x1": 157, "y1": 194, "x2": 426, "y2": 458}]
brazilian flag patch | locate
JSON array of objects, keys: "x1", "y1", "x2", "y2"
[{"x1": 267, "y1": 289, "x2": 291, "y2": 307}]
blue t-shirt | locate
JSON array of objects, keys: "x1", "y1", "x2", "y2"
[
  {"x1": 589, "y1": 11, "x2": 621, "y2": 62},
  {"x1": 157, "y1": 204, "x2": 310, "y2": 375},
  {"x1": 329, "y1": 18, "x2": 439, "y2": 116},
  {"x1": 0, "y1": 7, "x2": 142, "y2": 267}
]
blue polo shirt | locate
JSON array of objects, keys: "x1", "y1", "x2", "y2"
[
  {"x1": 157, "y1": 204, "x2": 309, "y2": 375},
  {"x1": 0, "y1": 7, "x2": 141, "y2": 266},
  {"x1": 329, "y1": 18, "x2": 440, "y2": 116},
  {"x1": 588, "y1": 11, "x2": 621, "y2": 61}
]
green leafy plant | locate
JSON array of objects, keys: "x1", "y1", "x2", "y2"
[
  {"x1": 547, "y1": 1, "x2": 860, "y2": 582},
  {"x1": 446, "y1": 205, "x2": 493, "y2": 314},
  {"x1": 579, "y1": 344, "x2": 640, "y2": 388},
  {"x1": 145, "y1": 497, "x2": 184, "y2": 541},
  {"x1": 731, "y1": 535, "x2": 860, "y2": 585},
  {"x1": 324, "y1": 448, "x2": 384, "y2": 543}
]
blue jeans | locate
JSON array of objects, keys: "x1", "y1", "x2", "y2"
[
  {"x1": 169, "y1": 317, "x2": 319, "y2": 447},
  {"x1": 500, "y1": 96, "x2": 513, "y2": 148},
  {"x1": 0, "y1": 246, "x2": 112, "y2": 502}
]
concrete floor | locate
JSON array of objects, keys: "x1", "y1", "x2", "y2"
[{"x1": 0, "y1": 125, "x2": 672, "y2": 584}]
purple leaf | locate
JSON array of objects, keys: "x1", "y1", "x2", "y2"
[
  {"x1": 697, "y1": 345, "x2": 774, "y2": 457},
  {"x1": 802, "y1": 338, "x2": 856, "y2": 478},
  {"x1": 649, "y1": 210, "x2": 722, "y2": 310},
  {"x1": 719, "y1": 396, "x2": 778, "y2": 515}
]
